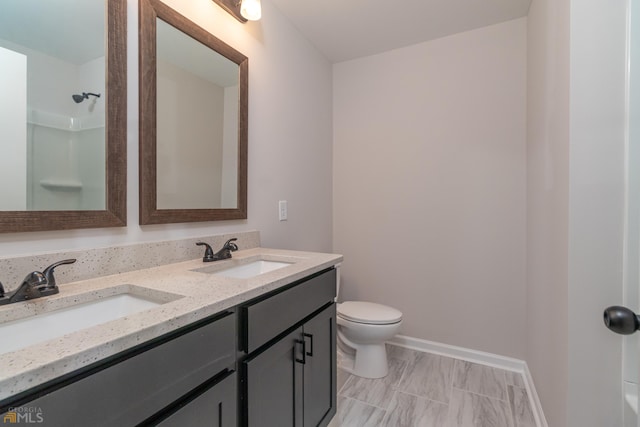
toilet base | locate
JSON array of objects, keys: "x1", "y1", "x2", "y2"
[{"x1": 337, "y1": 341, "x2": 389, "y2": 379}]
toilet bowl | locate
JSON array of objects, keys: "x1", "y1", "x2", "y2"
[
  {"x1": 334, "y1": 263, "x2": 403, "y2": 378},
  {"x1": 336, "y1": 301, "x2": 403, "y2": 379}
]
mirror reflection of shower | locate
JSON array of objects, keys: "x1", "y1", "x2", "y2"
[{"x1": 0, "y1": 0, "x2": 108, "y2": 212}]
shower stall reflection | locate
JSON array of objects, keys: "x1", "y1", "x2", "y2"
[{"x1": 0, "y1": 0, "x2": 107, "y2": 212}]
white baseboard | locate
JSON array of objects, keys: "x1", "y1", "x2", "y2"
[
  {"x1": 387, "y1": 335, "x2": 548, "y2": 427},
  {"x1": 522, "y1": 360, "x2": 549, "y2": 427}
]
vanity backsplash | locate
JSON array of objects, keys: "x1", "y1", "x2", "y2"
[{"x1": 0, "y1": 231, "x2": 260, "y2": 292}]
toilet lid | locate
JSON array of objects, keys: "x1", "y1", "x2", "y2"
[{"x1": 337, "y1": 301, "x2": 403, "y2": 325}]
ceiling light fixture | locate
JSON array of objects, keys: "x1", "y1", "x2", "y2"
[{"x1": 211, "y1": 0, "x2": 261, "y2": 23}]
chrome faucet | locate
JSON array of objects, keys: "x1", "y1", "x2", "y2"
[
  {"x1": 0, "y1": 259, "x2": 76, "y2": 305},
  {"x1": 196, "y1": 238, "x2": 238, "y2": 262}
]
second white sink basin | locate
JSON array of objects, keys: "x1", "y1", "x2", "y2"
[
  {"x1": 0, "y1": 293, "x2": 165, "y2": 356},
  {"x1": 194, "y1": 260, "x2": 293, "y2": 279}
]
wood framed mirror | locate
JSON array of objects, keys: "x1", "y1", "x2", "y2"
[
  {"x1": 0, "y1": 0, "x2": 127, "y2": 232},
  {"x1": 139, "y1": 0, "x2": 248, "y2": 225}
]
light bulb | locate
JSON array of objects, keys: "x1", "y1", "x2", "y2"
[{"x1": 240, "y1": 0, "x2": 261, "y2": 21}]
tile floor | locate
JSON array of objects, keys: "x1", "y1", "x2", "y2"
[{"x1": 329, "y1": 344, "x2": 537, "y2": 427}]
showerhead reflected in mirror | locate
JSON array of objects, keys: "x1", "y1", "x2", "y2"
[{"x1": 72, "y1": 92, "x2": 101, "y2": 104}]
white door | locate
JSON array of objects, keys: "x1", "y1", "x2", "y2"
[
  {"x1": 631, "y1": 0, "x2": 640, "y2": 425},
  {"x1": 604, "y1": 1, "x2": 640, "y2": 425}
]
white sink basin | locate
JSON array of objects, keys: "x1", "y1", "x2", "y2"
[
  {"x1": 195, "y1": 260, "x2": 293, "y2": 279},
  {"x1": 0, "y1": 294, "x2": 163, "y2": 355}
]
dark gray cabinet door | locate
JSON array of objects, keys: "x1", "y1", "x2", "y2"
[
  {"x1": 245, "y1": 327, "x2": 304, "y2": 427},
  {"x1": 158, "y1": 372, "x2": 237, "y2": 427},
  {"x1": 303, "y1": 304, "x2": 336, "y2": 427}
]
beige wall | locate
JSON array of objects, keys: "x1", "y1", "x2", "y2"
[
  {"x1": 0, "y1": 0, "x2": 334, "y2": 257},
  {"x1": 333, "y1": 18, "x2": 527, "y2": 358},
  {"x1": 156, "y1": 59, "x2": 224, "y2": 209},
  {"x1": 525, "y1": 0, "x2": 570, "y2": 424}
]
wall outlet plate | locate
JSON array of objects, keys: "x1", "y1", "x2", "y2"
[{"x1": 279, "y1": 200, "x2": 288, "y2": 221}]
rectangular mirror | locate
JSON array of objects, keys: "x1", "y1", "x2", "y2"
[
  {"x1": 0, "y1": 0, "x2": 127, "y2": 232},
  {"x1": 139, "y1": 0, "x2": 248, "y2": 224}
]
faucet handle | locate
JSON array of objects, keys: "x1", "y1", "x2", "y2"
[
  {"x1": 223, "y1": 238, "x2": 239, "y2": 252},
  {"x1": 196, "y1": 242, "x2": 215, "y2": 262},
  {"x1": 42, "y1": 259, "x2": 76, "y2": 288}
]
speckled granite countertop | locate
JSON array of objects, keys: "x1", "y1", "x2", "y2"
[{"x1": 0, "y1": 247, "x2": 342, "y2": 401}]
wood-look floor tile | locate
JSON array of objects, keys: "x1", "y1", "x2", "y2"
[
  {"x1": 453, "y1": 360, "x2": 507, "y2": 401},
  {"x1": 335, "y1": 348, "x2": 539, "y2": 427},
  {"x1": 448, "y1": 388, "x2": 514, "y2": 427},
  {"x1": 504, "y1": 371, "x2": 526, "y2": 388},
  {"x1": 336, "y1": 396, "x2": 387, "y2": 427},
  {"x1": 397, "y1": 352, "x2": 456, "y2": 404},
  {"x1": 382, "y1": 391, "x2": 449, "y2": 427},
  {"x1": 386, "y1": 344, "x2": 420, "y2": 363},
  {"x1": 508, "y1": 386, "x2": 536, "y2": 427},
  {"x1": 338, "y1": 368, "x2": 352, "y2": 394},
  {"x1": 340, "y1": 358, "x2": 407, "y2": 408}
]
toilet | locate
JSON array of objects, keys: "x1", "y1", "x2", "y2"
[{"x1": 335, "y1": 264, "x2": 403, "y2": 379}]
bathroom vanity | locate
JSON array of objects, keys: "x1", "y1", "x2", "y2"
[{"x1": 0, "y1": 246, "x2": 341, "y2": 426}]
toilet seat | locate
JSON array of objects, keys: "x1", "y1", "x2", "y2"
[{"x1": 337, "y1": 301, "x2": 402, "y2": 325}]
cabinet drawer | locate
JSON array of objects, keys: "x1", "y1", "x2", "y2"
[
  {"x1": 243, "y1": 268, "x2": 335, "y2": 353},
  {"x1": 158, "y1": 371, "x2": 237, "y2": 427},
  {"x1": 14, "y1": 311, "x2": 236, "y2": 427}
]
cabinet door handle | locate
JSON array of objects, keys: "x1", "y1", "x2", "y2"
[
  {"x1": 295, "y1": 339, "x2": 306, "y2": 364},
  {"x1": 303, "y1": 333, "x2": 313, "y2": 357}
]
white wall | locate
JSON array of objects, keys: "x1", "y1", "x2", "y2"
[
  {"x1": 76, "y1": 56, "x2": 107, "y2": 211},
  {"x1": 0, "y1": 0, "x2": 334, "y2": 257},
  {"x1": 333, "y1": 18, "x2": 527, "y2": 358},
  {"x1": 0, "y1": 46, "x2": 27, "y2": 210},
  {"x1": 76, "y1": 56, "x2": 106, "y2": 118}
]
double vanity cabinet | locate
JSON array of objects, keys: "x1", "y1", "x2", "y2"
[{"x1": 0, "y1": 266, "x2": 337, "y2": 427}]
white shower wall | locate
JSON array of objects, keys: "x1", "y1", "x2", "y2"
[{"x1": 27, "y1": 120, "x2": 105, "y2": 211}]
